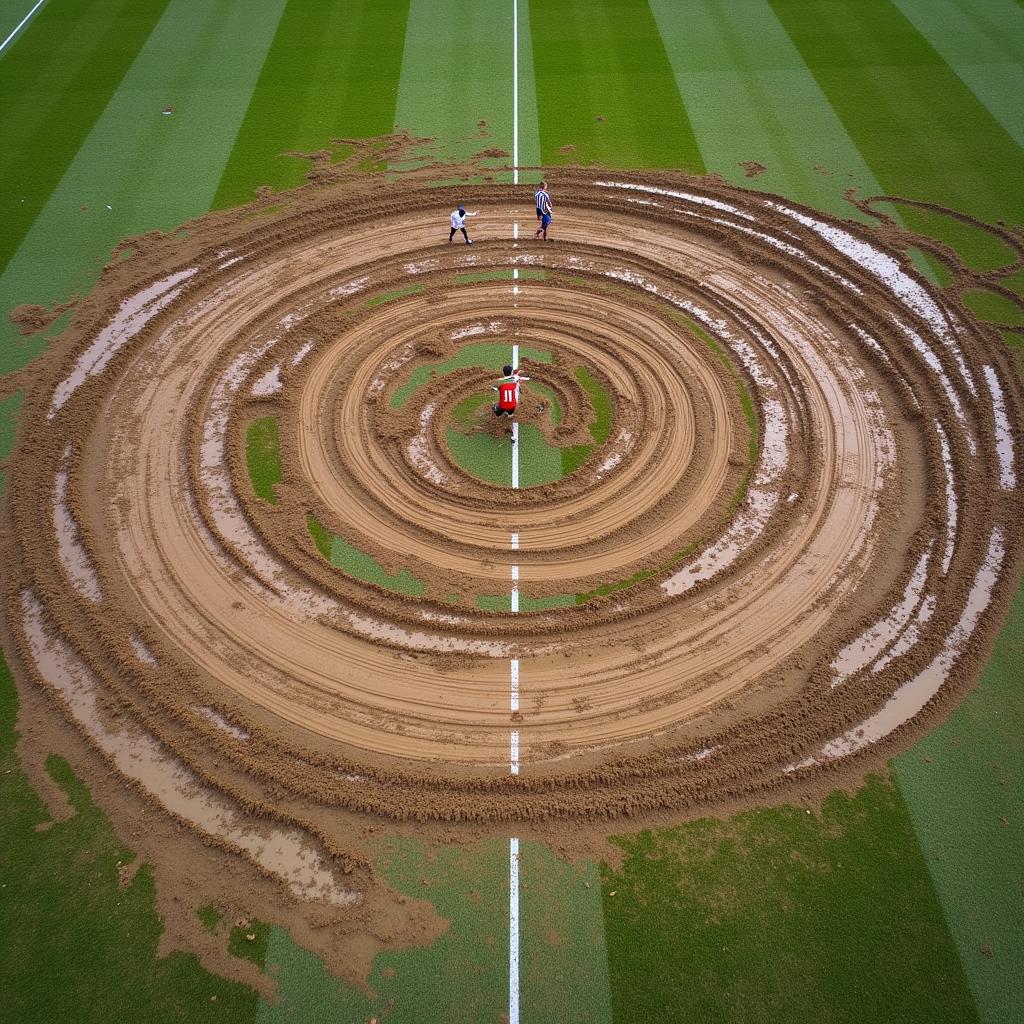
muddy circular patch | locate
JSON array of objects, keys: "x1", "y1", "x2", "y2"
[{"x1": 3, "y1": 167, "x2": 1022, "y2": 830}]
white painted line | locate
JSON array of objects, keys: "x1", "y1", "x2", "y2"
[
  {"x1": 510, "y1": 8, "x2": 522, "y2": 1009},
  {"x1": 0, "y1": 0, "x2": 47, "y2": 56},
  {"x1": 512, "y1": 0, "x2": 519, "y2": 186},
  {"x1": 509, "y1": 836, "x2": 521, "y2": 1016}
]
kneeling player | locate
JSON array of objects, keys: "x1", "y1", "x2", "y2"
[{"x1": 492, "y1": 364, "x2": 530, "y2": 418}]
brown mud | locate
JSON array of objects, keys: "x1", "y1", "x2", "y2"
[{"x1": 2, "y1": 141, "x2": 1023, "y2": 976}]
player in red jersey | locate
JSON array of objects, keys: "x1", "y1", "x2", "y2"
[{"x1": 492, "y1": 364, "x2": 531, "y2": 418}]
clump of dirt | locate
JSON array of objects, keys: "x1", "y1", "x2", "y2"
[
  {"x1": 739, "y1": 161, "x2": 767, "y2": 179},
  {"x1": 2, "y1": 143, "x2": 1021, "y2": 975}
]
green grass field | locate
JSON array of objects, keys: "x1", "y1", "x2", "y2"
[{"x1": 1, "y1": 1, "x2": 1022, "y2": 1021}]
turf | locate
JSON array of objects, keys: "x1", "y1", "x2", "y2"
[
  {"x1": 0, "y1": 651, "x2": 259, "y2": 1023},
  {"x1": 601, "y1": 774, "x2": 978, "y2": 1023},
  {"x1": 961, "y1": 288, "x2": 1024, "y2": 328},
  {"x1": 390, "y1": 341, "x2": 553, "y2": 409},
  {"x1": 529, "y1": 0, "x2": 705, "y2": 171},
  {"x1": 245, "y1": 417, "x2": 282, "y2": 504},
  {"x1": 306, "y1": 516, "x2": 427, "y2": 597},
  {"x1": 258, "y1": 838, "x2": 511, "y2": 1022},
  {"x1": 212, "y1": 0, "x2": 409, "y2": 209},
  {"x1": 0, "y1": 0, "x2": 170, "y2": 276},
  {"x1": 893, "y1": 581, "x2": 1024, "y2": 1024},
  {"x1": 0, "y1": 0, "x2": 290, "y2": 373},
  {"x1": 767, "y1": 0, "x2": 1024, "y2": 253}
]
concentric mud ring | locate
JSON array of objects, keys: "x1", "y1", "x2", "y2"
[{"x1": 3, "y1": 167, "x2": 1021, "y2": 824}]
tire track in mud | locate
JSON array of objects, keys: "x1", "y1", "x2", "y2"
[{"x1": 3, "y1": 160, "x2": 1022, "y2": 859}]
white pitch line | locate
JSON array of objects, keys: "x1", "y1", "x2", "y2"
[
  {"x1": 509, "y1": 4, "x2": 522, "y2": 1015},
  {"x1": 0, "y1": 0, "x2": 47, "y2": 56},
  {"x1": 509, "y1": 835, "x2": 521, "y2": 1020},
  {"x1": 512, "y1": 0, "x2": 519, "y2": 186}
]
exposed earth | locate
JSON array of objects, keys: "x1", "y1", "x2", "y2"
[{"x1": 1, "y1": 148, "x2": 1021, "y2": 975}]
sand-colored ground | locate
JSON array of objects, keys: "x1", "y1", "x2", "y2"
[{"x1": 2, "y1": 153, "x2": 1021, "y2": 968}]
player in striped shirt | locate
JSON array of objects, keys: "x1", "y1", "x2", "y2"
[{"x1": 534, "y1": 182, "x2": 553, "y2": 240}]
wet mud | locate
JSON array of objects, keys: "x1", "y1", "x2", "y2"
[{"x1": 2, "y1": 144, "x2": 1022, "y2": 972}]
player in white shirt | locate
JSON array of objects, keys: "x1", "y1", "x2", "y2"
[{"x1": 448, "y1": 204, "x2": 478, "y2": 244}]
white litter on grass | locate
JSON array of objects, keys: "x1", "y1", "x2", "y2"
[
  {"x1": 53, "y1": 449, "x2": 103, "y2": 603},
  {"x1": 830, "y1": 546, "x2": 932, "y2": 685},
  {"x1": 595, "y1": 180, "x2": 755, "y2": 221},
  {"x1": 766, "y1": 200, "x2": 977, "y2": 399},
  {"x1": 983, "y1": 365, "x2": 1016, "y2": 489},
  {"x1": 21, "y1": 591, "x2": 356, "y2": 907},
  {"x1": 196, "y1": 706, "x2": 250, "y2": 741},
  {"x1": 49, "y1": 268, "x2": 196, "y2": 418},
  {"x1": 813, "y1": 527, "x2": 1004, "y2": 762}
]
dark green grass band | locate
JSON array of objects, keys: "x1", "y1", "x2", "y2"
[
  {"x1": 213, "y1": 0, "x2": 410, "y2": 208},
  {"x1": 602, "y1": 775, "x2": 978, "y2": 1023},
  {"x1": 530, "y1": 0, "x2": 705, "y2": 171},
  {"x1": 0, "y1": 0, "x2": 171, "y2": 275}
]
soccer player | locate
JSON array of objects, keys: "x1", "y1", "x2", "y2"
[
  {"x1": 534, "y1": 181, "x2": 553, "y2": 240},
  {"x1": 449, "y1": 204, "x2": 477, "y2": 244},
  {"x1": 492, "y1": 364, "x2": 531, "y2": 418}
]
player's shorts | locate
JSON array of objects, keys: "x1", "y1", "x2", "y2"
[
  {"x1": 541, "y1": 213, "x2": 552, "y2": 228},
  {"x1": 493, "y1": 404, "x2": 516, "y2": 417}
]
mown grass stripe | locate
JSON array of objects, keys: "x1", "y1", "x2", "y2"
[
  {"x1": 892, "y1": 0, "x2": 1024, "y2": 148},
  {"x1": 893, "y1": 579, "x2": 1024, "y2": 1024},
  {"x1": 0, "y1": 651, "x2": 261, "y2": 1021},
  {"x1": 213, "y1": 0, "x2": 410, "y2": 210},
  {"x1": 394, "y1": 0, "x2": 541, "y2": 170},
  {"x1": 649, "y1": 0, "x2": 884, "y2": 215},
  {"x1": 529, "y1": 0, "x2": 704, "y2": 171},
  {"x1": 767, "y1": 0, "x2": 1024, "y2": 226},
  {"x1": 0, "y1": 0, "x2": 290, "y2": 374},
  {"x1": 602, "y1": 776, "x2": 978, "y2": 1023},
  {"x1": 0, "y1": 0, "x2": 170, "y2": 276}
]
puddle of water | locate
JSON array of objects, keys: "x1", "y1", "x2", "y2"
[
  {"x1": 404, "y1": 258, "x2": 439, "y2": 275},
  {"x1": 344, "y1": 609, "x2": 509, "y2": 657},
  {"x1": 130, "y1": 634, "x2": 158, "y2": 667},
  {"x1": 872, "y1": 593, "x2": 936, "y2": 674},
  {"x1": 195, "y1": 705, "x2": 250, "y2": 741},
  {"x1": 21, "y1": 590, "x2": 357, "y2": 906},
  {"x1": 407, "y1": 402, "x2": 446, "y2": 485},
  {"x1": 662, "y1": 397, "x2": 788, "y2": 597},
  {"x1": 766, "y1": 201, "x2": 977, "y2": 399},
  {"x1": 595, "y1": 179, "x2": 755, "y2": 221},
  {"x1": 328, "y1": 276, "x2": 369, "y2": 299},
  {"x1": 49, "y1": 269, "x2": 196, "y2": 418},
  {"x1": 831, "y1": 546, "x2": 931, "y2": 684},
  {"x1": 935, "y1": 421, "x2": 958, "y2": 574},
  {"x1": 983, "y1": 365, "x2": 1016, "y2": 490},
  {"x1": 251, "y1": 365, "x2": 282, "y2": 397},
  {"x1": 291, "y1": 340, "x2": 315, "y2": 366},
  {"x1": 816, "y1": 526, "x2": 1004, "y2": 761},
  {"x1": 53, "y1": 448, "x2": 103, "y2": 603},
  {"x1": 897, "y1": 318, "x2": 976, "y2": 455}
]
